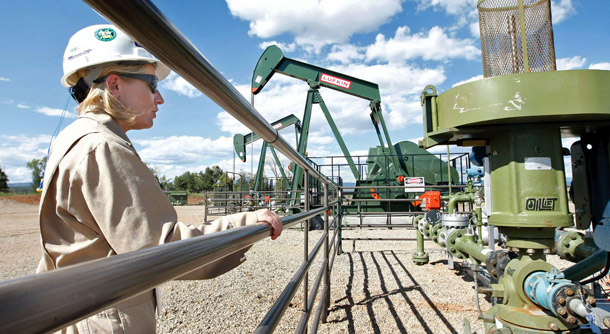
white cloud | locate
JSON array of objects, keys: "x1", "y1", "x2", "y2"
[
  {"x1": 557, "y1": 56, "x2": 586, "y2": 70},
  {"x1": 0, "y1": 77, "x2": 10, "y2": 82},
  {"x1": 0, "y1": 134, "x2": 52, "y2": 183},
  {"x1": 327, "y1": 44, "x2": 366, "y2": 64},
  {"x1": 452, "y1": 74, "x2": 483, "y2": 87},
  {"x1": 226, "y1": 0, "x2": 403, "y2": 50},
  {"x1": 161, "y1": 72, "x2": 202, "y2": 98},
  {"x1": 16, "y1": 104, "x2": 30, "y2": 109},
  {"x1": 134, "y1": 135, "x2": 234, "y2": 165},
  {"x1": 259, "y1": 41, "x2": 297, "y2": 53},
  {"x1": 366, "y1": 26, "x2": 480, "y2": 63},
  {"x1": 416, "y1": 0, "x2": 478, "y2": 16},
  {"x1": 589, "y1": 62, "x2": 610, "y2": 71},
  {"x1": 35, "y1": 106, "x2": 77, "y2": 118},
  {"x1": 551, "y1": 0, "x2": 575, "y2": 24},
  {"x1": 469, "y1": 21, "x2": 480, "y2": 38}
]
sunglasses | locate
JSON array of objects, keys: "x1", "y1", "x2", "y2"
[{"x1": 93, "y1": 73, "x2": 158, "y2": 93}]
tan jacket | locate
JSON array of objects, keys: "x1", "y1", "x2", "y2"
[{"x1": 38, "y1": 112, "x2": 259, "y2": 333}]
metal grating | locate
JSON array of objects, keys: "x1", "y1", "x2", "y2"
[{"x1": 478, "y1": 0, "x2": 556, "y2": 77}]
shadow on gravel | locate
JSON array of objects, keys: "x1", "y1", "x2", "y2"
[{"x1": 329, "y1": 251, "x2": 458, "y2": 334}]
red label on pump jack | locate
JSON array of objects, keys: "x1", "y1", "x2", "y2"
[
  {"x1": 406, "y1": 177, "x2": 424, "y2": 184},
  {"x1": 320, "y1": 73, "x2": 351, "y2": 89}
]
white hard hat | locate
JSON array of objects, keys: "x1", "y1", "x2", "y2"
[{"x1": 61, "y1": 24, "x2": 170, "y2": 88}]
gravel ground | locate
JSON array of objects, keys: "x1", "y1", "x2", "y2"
[{"x1": 1, "y1": 199, "x2": 575, "y2": 333}]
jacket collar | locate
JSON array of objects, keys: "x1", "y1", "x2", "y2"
[{"x1": 79, "y1": 112, "x2": 134, "y2": 147}]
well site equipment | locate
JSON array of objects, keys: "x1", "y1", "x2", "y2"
[
  {"x1": 250, "y1": 45, "x2": 458, "y2": 213},
  {"x1": 415, "y1": 0, "x2": 610, "y2": 332}
]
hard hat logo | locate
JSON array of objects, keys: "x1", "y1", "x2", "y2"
[{"x1": 94, "y1": 28, "x2": 116, "y2": 42}]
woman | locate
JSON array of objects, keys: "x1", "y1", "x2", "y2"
[{"x1": 38, "y1": 24, "x2": 282, "y2": 333}]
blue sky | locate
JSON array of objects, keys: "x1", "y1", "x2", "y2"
[{"x1": 1, "y1": 0, "x2": 608, "y2": 184}]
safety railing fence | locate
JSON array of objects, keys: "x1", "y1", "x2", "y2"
[
  {"x1": 0, "y1": 1, "x2": 346, "y2": 333},
  {"x1": 309, "y1": 151, "x2": 471, "y2": 185},
  {"x1": 337, "y1": 183, "x2": 474, "y2": 252},
  {"x1": 203, "y1": 190, "x2": 301, "y2": 218}
]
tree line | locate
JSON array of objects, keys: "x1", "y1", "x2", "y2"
[{"x1": 1, "y1": 158, "x2": 287, "y2": 194}]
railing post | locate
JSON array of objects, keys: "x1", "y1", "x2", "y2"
[
  {"x1": 337, "y1": 186, "x2": 343, "y2": 255},
  {"x1": 204, "y1": 191, "x2": 208, "y2": 223},
  {"x1": 303, "y1": 171, "x2": 309, "y2": 324},
  {"x1": 322, "y1": 183, "x2": 330, "y2": 323}
]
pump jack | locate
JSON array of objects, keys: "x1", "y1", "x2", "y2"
[{"x1": 248, "y1": 45, "x2": 457, "y2": 212}]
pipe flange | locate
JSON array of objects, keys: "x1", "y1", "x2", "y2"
[
  {"x1": 442, "y1": 213, "x2": 471, "y2": 228},
  {"x1": 446, "y1": 228, "x2": 468, "y2": 259},
  {"x1": 551, "y1": 284, "x2": 593, "y2": 325}
]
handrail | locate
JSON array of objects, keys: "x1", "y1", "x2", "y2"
[
  {"x1": 83, "y1": 0, "x2": 333, "y2": 187},
  {"x1": 0, "y1": 208, "x2": 327, "y2": 334}
]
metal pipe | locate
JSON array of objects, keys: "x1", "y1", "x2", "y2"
[
  {"x1": 323, "y1": 183, "x2": 330, "y2": 323},
  {"x1": 303, "y1": 172, "x2": 310, "y2": 318},
  {"x1": 295, "y1": 258, "x2": 328, "y2": 334},
  {"x1": 83, "y1": 0, "x2": 331, "y2": 185},
  {"x1": 309, "y1": 284, "x2": 329, "y2": 334},
  {"x1": 255, "y1": 230, "x2": 328, "y2": 334},
  {"x1": 562, "y1": 249, "x2": 608, "y2": 281},
  {"x1": 0, "y1": 207, "x2": 327, "y2": 334},
  {"x1": 447, "y1": 193, "x2": 475, "y2": 214}
]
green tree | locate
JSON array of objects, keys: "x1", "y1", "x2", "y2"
[
  {"x1": 217, "y1": 172, "x2": 235, "y2": 191},
  {"x1": 174, "y1": 171, "x2": 196, "y2": 192},
  {"x1": 200, "y1": 166, "x2": 224, "y2": 191},
  {"x1": 173, "y1": 166, "x2": 227, "y2": 193},
  {"x1": 26, "y1": 157, "x2": 47, "y2": 191},
  {"x1": 0, "y1": 166, "x2": 9, "y2": 193},
  {"x1": 148, "y1": 166, "x2": 173, "y2": 191}
]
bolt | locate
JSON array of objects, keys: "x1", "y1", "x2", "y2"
[
  {"x1": 549, "y1": 322, "x2": 560, "y2": 331},
  {"x1": 491, "y1": 259, "x2": 498, "y2": 266},
  {"x1": 563, "y1": 242, "x2": 571, "y2": 248},
  {"x1": 567, "y1": 316, "x2": 578, "y2": 324},
  {"x1": 570, "y1": 234, "x2": 577, "y2": 240},
  {"x1": 450, "y1": 247, "x2": 456, "y2": 253},
  {"x1": 566, "y1": 288, "x2": 574, "y2": 296},
  {"x1": 557, "y1": 307, "x2": 567, "y2": 316},
  {"x1": 587, "y1": 296, "x2": 596, "y2": 305},
  {"x1": 558, "y1": 296, "x2": 566, "y2": 305},
  {"x1": 526, "y1": 249, "x2": 535, "y2": 255}
]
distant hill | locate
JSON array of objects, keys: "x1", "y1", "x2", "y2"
[
  {"x1": 8, "y1": 182, "x2": 30, "y2": 188},
  {"x1": 7, "y1": 183, "x2": 34, "y2": 194}
]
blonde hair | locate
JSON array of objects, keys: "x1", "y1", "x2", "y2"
[{"x1": 77, "y1": 63, "x2": 149, "y2": 125}]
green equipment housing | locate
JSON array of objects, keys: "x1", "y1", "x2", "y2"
[
  {"x1": 247, "y1": 45, "x2": 458, "y2": 213},
  {"x1": 415, "y1": 0, "x2": 610, "y2": 332},
  {"x1": 163, "y1": 191, "x2": 188, "y2": 206}
]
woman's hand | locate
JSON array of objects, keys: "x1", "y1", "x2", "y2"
[{"x1": 255, "y1": 209, "x2": 283, "y2": 240}]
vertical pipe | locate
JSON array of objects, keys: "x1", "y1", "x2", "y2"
[
  {"x1": 447, "y1": 146, "x2": 452, "y2": 194},
  {"x1": 322, "y1": 183, "x2": 330, "y2": 323},
  {"x1": 518, "y1": 0, "x2": 530, "y2": 72},
  {"x1": 303, "y1": 172, "x2": 310, "y2": 319},
  {"x1": 204, "y1": 191, "x2": 208, "y2": 223},
  {"x1": 431, "y1": 96, "x2": 438, "y2": 131},
  {"x1": 338, "y1": 187, "x2": 344, "y2": 255}
]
